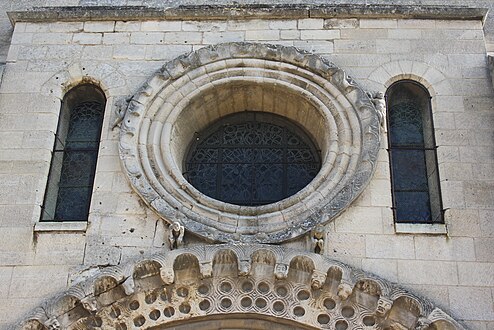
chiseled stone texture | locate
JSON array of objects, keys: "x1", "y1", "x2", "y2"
[{"x1": 0, "y1": 4, "x2": 492, "y2": 329}]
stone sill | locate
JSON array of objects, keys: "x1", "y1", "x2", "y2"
[
  {"x1": 8, "y1": 4, "x2": 488, "y2": 25},
  {"x1": 34, "y1": 221, "x2": 87, "y2": 233},
  {"x1": 395, "y1": 223, "x2": 447, "y2": 235}
]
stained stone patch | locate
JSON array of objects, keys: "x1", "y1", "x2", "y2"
[{"x1": 118, "y1": 42, "x2": 383, "y2": 243}]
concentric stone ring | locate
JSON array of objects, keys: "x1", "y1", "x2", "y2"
[{"x1": 118, "y1": 42, "x2": 382, "y2": 243}]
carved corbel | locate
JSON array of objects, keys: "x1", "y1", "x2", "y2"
[
  {"x1": 311, "y1": 269, "x2": 327, "y2": 290},
  {"x1": 376, "y1": 297, "x2": 393, "y2": 317},
  {"x1": 80, "y1": 296, "x2": 99, "y2": 313},
  {"x1": 238, "y1": 260, "x2": 251, "y2": 276},
  {"x1": 367, "y1": 91, "x2": 386, "y2": 127},
  {"x1": 310, "y1": 225, "x2": 325, "y2": 254},
  {"x1": 274, "y1": 263, "x2": 289, "y2": 280},
  {"x1": 168, "y1": 221, "x2": 185, "y2": 250},
  {"x1": 337, "y1": 282, "x2": 353, "y2": 301},
  {"x1": 200, "y1": 262, "x2": 213, "y2": 278},
  {"x1": 160, "y1": 267, "x2": 175, "y2": 285},
  {"x1": 121, "y1": 277, "x2": 135, "y2": 295},
  {"x1": 111, "y1": 97, "x2": 131, "y2": 130},
  {"x1": 45, "y1": 317, "x2": 60, "y2": 330},
  {"x1": 415, "y1": 317, "x2": 432, "y2": 330}
]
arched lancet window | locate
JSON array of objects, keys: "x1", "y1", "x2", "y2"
[
  {"x1": 185, "y1": 112, "x2": 321, "y2": 206},
  {"x1": 386, "y1": 81, "x2": 443, "y2": 224},
  {"x1": 41, "y1": 84, "x2": 106, "y2": 221}
]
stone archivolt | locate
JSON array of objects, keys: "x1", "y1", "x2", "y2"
[
  {"x1": 14, "y1": 245, "x2": 463, "y2": 330},
  {"x1": 118, "y1": 42, "x2": 383, "y2": 244}
]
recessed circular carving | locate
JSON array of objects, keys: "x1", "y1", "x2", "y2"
[
  {"x1": 318, "y1": 314, "x2": 330, "y2": 325},
  {"x1": 133, "y1": 315, "x2": 145, "y2": 327},
  {"x1": 293, "y1": 306, "x2": 305, "y2": 317},
  {"x1": 160, "y1": 290, "x2": 170, "y2": 302},
  {"x1": 179, "y1": 303, "x2": 191, "y2": 314},
  {"x1": 324, "y1": 298, "x2": 336, "y2": 310},
  {"x1": 221, "y1": 298, "x2": 232, "y2": 309},
  {"x1": 199, "y1": 299, "x2": 211, "y2": 311},
  {"x1": 273, "y1": 301, "x2": 285, "y2": 313},
  {"x1": 220, "y1": 281, "x2": 233, "y2": 293},
  {"x1": 341, "y1": 306, "x2": 355, "y2": 318},
  {"x1": 145, "y1": 292, "x2": 157, "y2": 304},
  {"x1": 335, "y1": 320, "x2": 348, "y2": 330},
  {"x1": 149, "y1": 309, "x2": 161, "y2": 321},
  {"x1": 257, "y1": 282, "x2": 270, "y2": 293},
  {"x1": 163, "y1": 306, "x2": 175, "y2": 318},
  {"x1": 255, "y1": 298, "x2": 267, "y2": 309},
  {"x1": 110, "y1": 307, "x2": 121, "y2": 319},
  {"x1": 276, "y1": 285, "x2": 288, "y2": 297},
  {"x1": 198, "y1": 284, "x2": 209, "y2": 295},
  {"x1": 129, "y1": 300, "x2": 140, "y2": 310},
  {"x1": 115, "y1": 322, "x2": 127, "y2": 330},
  {"x1": 91, "y1": 317, "x2": 103, "y2": 327},
  {"x1": 363, "y1": 315, "x2": 376, "y2": 326},
  {"x1": 241, "y1": 297, "x2": 252, "y2": 308},
  {"x1": 242, "y1": 281, "x2": 253, "y2": 292},
  {"x1": 177, "y1": 287, "x2": 189, "y2": 297},
  {"x1": 119, "y1": 42, "x2": 382, "y2": 243},
  {"x1": 297, "y1": 290, "x2": 310, "y2": 301}
]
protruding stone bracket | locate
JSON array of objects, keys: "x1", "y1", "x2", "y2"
[{"x1": 12, "y1": 244, "x2": 466, "y2": 330}]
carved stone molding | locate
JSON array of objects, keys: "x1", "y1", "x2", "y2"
[
  {"x1": 13, "y1": 244, "x2": 465, "y2": 330},
  {"x1": 118, "y1": 42, "x2": 383, "y2": 243}
]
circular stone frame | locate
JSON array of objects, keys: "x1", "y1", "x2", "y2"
[{"x1": 118, "y1": 42, "x2": 382, "y2": 243}]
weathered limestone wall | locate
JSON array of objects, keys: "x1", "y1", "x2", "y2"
[{"x1": 0, "y1": 7, "x2": 493, "y2": 330}]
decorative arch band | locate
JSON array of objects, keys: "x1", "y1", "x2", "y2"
[{"x1": 14, "y1": 245, "x2": 463, "y2": 330}]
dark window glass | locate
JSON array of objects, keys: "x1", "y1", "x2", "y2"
[
  {"x1": 386, "y1": 81, "x2": 443, "y2": 224},
  {"x1": 185, "y1": 112, "x2": 321, "y2": 206},
  {"x1": 41, "y1": 84, "x2": 105, "y2": 221}
]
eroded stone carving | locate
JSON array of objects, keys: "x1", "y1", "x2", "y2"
[
  {"x1": 12, "y1": 244, "x2": 464, "y2": 330},
  {"x1": 118, "y1": 42, "x2": 383, "y2": 244},
  {"x1": 168, "y1": 221, "x2": 185, "y2": 250},
  {"x1": 310, "y1": 225, "x2": 325, "y2": 254}
]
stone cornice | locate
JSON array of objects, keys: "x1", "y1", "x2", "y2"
[{"x1": 7, "y1": 4, "x2": 488, "y2": 25}]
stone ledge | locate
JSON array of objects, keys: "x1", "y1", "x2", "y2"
[
  {"x1": 34, "y1": 221, "x2": 87, "y2": 232},
  {"x1": 395, "y1": 223, "x2": 448, "y2": 235},
  {"x1": 7, "y1": 5, "x2": 488, "y2": 25}
]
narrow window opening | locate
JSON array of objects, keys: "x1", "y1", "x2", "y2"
[
  {"x1": 41, "y1": 84, "x2": 106, "y2": 222},
  {"x1": 386, "y1": 81, "x2": 443, "y2": 224}
]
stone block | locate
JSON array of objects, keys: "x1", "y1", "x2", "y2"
[
  {"x1": 326, "y1": 232, "x2": 366, "y2": 258},
  {"x1": 464, "y1": 182, "x2": 494, "y2": 208},
  {"x1": 459, "y1": 146, "x2": 494, "y2": 163},
  {"x1": 182, "y1": 20, "x2": 227, "y2": 32},
  {"x1": 334, "y1": 39, "x2": 376, "y2": 54},
  {"x1": 10, "y1": 32, "x2": 33, "y2": 45},
  {"x1": 403, "y1": 284, "x2": 450, "y2": 311},
  {"x1": 458, "y1": 262, "x2": 494, "y2": 286},
  {"x1": 397, "y1": 19, "x2": 435, "y2": 29},
  {"x1": 113, "y1": 45, "x2": 146, "y2": 60},
  {"x1": 115, "y1": 21, "x2": 141, "y2": 32},
  {"x1": 388, "y1": 28, "x2": 422, "y2": 39},
  {"x1": 84, "y1": 21, "x2": 115, "y2": 33},
  {"x1": 83, "y1": 237, "x2": 121, "y2": 266},
  {"x1": 280, "y1": 30, "x2": 300, "y2": 40},
  {"x1": 438, "y1": 162, "x2": 473, "y2": 181},
  {"x1": 246, "y1": 30, "x2": 280, "y2": 41},
  {"x1": 324, "y1": 19, "x2": 358, "y2": 29},
  {"x1": 445, "y1": 209, "x2": 482, "y2": 238},
  {"x1": 32, "y1": 33, "x2": 72, "y2": 45},
  {"x1": 362, "y1": 258, "x2": 398, "y2": 282},
  {"x1": 164, "y1": 31, "x2": 202, "y2": 44},
  {"x1": 130, "y1": 31, "x2": 164, "y2": 44},
  {"x1": 300, "y1": 30, "x2": 340, "y2": 40},
  {"x1": 10, "y1": 265, "x2": 69, "y2": 298},
  {"x1": 269, "y1": 20, "x2": 297, "y2": 30},
  {"x1": 25, "y1": 23, "x2": 50, "y2": 33},
  {"x1": 397, "y1": 260, "x2": 458, "y2": 285},
  {"x1": 449, "y1": 287, "x2": 494, "y2": 321},
  {"x1": 33, "y1": 232, "x2": 86, "y2": 265},
  {"x1": 141, "y1": 21, "x2": 182, "y2": 31},
  {"x1": 49, "y1": 22, "x2": 83, "y2": 33},
  {"x1": 474, "y1": 238, "x2": 494, "y2": 262},
  {"x1": 203, "y1": 31, "x2": 244, "y2": 44},
  {"x1": 366, "y1": 235, "x2": 415, "y2": 259},
  {"x1": 298, "y1": 19, "x2": 324, "y2": 30},
  {"x1": 340, "y1": 28, "x2": 387, "y2": 39},
  {"x1": 102, "y1": 32, "x2": 130, "y2": 44},
  {"x1": 293, "y1": 40, "x2": 334, "y2": 54},
  {"x1": 479, "y1": 210, "x2": 494, "y2": 238},
  {"x1": 376, "y1": 39, "x2": 411, "y2": 54},
  {"x1": 227, "y1": 19, "x2": 270, "y2": 31},
  {"x1": 360, "y1": 19, "x2": 397, "y2": 29},
  {"x1": 335, "y1": 206, "x2": 383, "y2": 234},
  {"x1": 414, "y1": 236, "x2": 475, "y2": 261},
  {"x1": 441, "y1": 180, "x2": 465, "y2": 209},
  {"x1": 73, "y1": 32, "x2": 102, "y2": 45},
  {"x1": 0, "y1": 267, "x2": 13, "y2": 297}
]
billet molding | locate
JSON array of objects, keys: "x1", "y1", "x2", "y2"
[{"x1": 12, "y1": 244, "x2": 465, "y2": 330}]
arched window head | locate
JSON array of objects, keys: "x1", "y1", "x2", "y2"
[
  {"x1": 41, "y1": 84, "x2": 106, "y2": 221},
  {"x1": 386, "y1": 81, "x2": 443, "y2": 224},
  {"x1": 185, "y1": 111, "x2": 321, "y2": 206}
]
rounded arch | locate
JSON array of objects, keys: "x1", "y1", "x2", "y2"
[{"x1": 12, "y1": 244, "x2": 466, "y2": 330}]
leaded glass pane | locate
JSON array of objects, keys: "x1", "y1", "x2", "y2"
[
  {"x1": 54, "y1": 186, "x2": 92, "y2": 221},
  {"x1": 58, "y1": 151, "x2": 98, "y2": 187},
  {"x1": 394, "y1": 191, "x2": 432, "y2": 223},
  {"x1": 389, "y1": 101, "x2": 424, "y2": 146},
  {"x1": 390, "y1": 149, "x2": 428, "y2": 191},
  {"x1": 186, "y1": 112, "x2": 321, "y2": 206}
]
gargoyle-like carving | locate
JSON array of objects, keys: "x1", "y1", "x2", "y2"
[
  {"x1": 168, "y1": 222, "x2": 184, "y2": 250},
  {"x1": 415, "y1": 317, "x2": 432, "y2": 330},
  {"x1": 367, "y1": 91, "x2": 386, "y2": 127},
  {"x1": 274, "y1": 263, "x2": 289, "y2": 280},
  {"x1": 310, "y1": 225, "x2": 325, "y2": 254},
  {"x1": 121, "y1": 277, "x2": 135, "y2": 295},
  {"x1": 376, "y1": 297, "x2": 393, "y2": 317},
  {"x1": 311, "y1": 270, "x2": 327, "y2": 290},
  {"x1": 337, "y1": 283, "x2": 353, "y2": 300},
  {"x1": 111, "y1": 97, "x2": 130, "y2": 130},
  {"x1": 200, "y1": 262, "x2": 213, "y2": 278},
  {"x1": 81, "y1": 296, "x2": 98, "y2": 313},
  {"x1": 239, "y1": 260, "x2": 250, "y2": 276},
  {"x1": 160, "y1": 267, "x2": 175, "y2": 285}
]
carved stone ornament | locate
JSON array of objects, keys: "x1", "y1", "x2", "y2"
[
  {"x1": 118, "y1": 42, "x2": 383, "y2": 243},
  {"x1": 12, "y1": 244, "x2": 465, "y2": 330}
]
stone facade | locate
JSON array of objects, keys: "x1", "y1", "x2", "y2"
[{"x1": 0, "y1": 2, "x2": 493, "y2": 330}]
